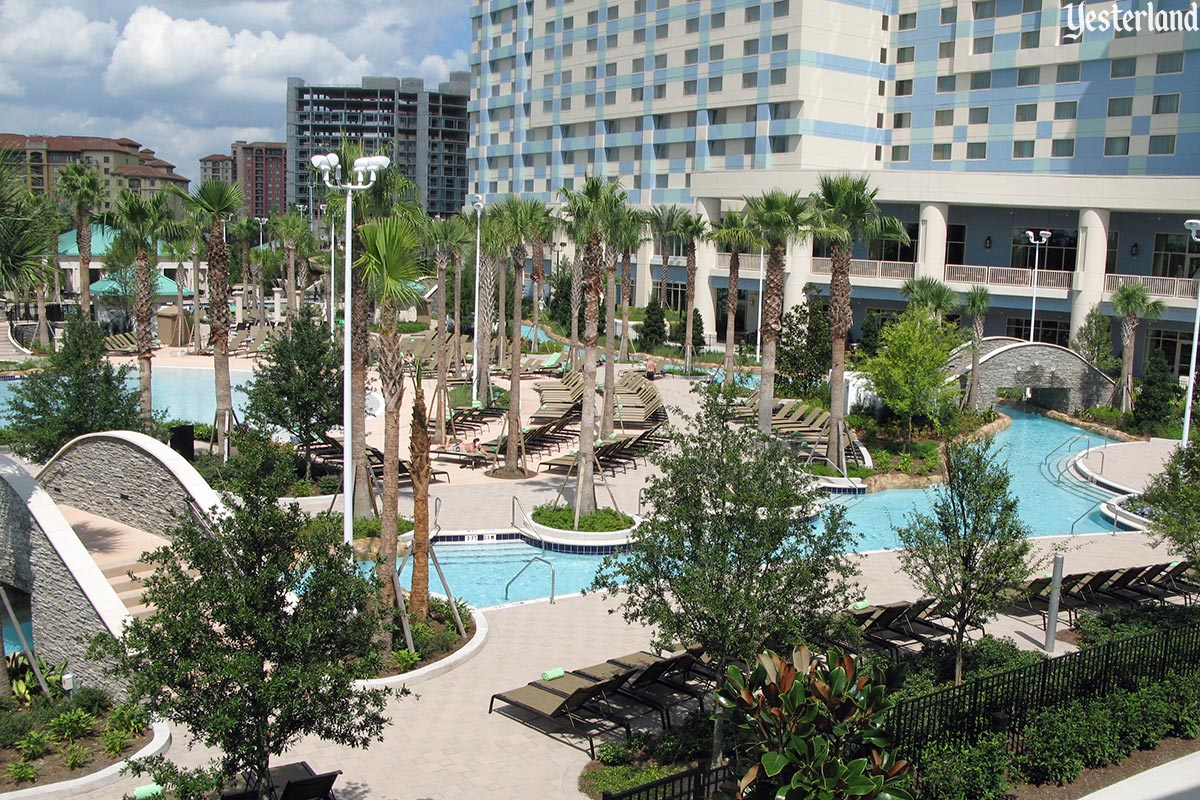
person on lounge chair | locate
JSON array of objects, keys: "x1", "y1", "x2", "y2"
[{"x1": 645, "y1": 356, "x2": 656, "y2": 381}]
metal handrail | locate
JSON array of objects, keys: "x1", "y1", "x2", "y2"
[
  {"x1": 432, "y1": 496, "x2": 443, "y2": 540},
  {"x1": 505, "y1": 556, "x2": 555, "y2": 604},
  {"x1": 1042, "y1": 433, "x2": 1095, "y2": 469},
  {"x1": 510, "y1": 495, "x2": 544, "y2": 541}
]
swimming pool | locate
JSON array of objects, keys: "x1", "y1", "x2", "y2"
[
  {"x1": 416, "y1": 408, "x2": 1121, "y2": 608},
  {"x1": 0, "y1": 366, "x2": 254, "y2": 424}
]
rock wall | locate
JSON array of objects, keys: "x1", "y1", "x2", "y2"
[{"x1": 968, "y1": 343, "x2": 1115, "y2": 413}]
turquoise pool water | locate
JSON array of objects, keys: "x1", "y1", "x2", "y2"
[
  {"x1": 0, "y1": 366, "x2": 254, "y2": 424},
  {"x1": 416, "y1": 408, "x2": 1120, "y2": 609}
]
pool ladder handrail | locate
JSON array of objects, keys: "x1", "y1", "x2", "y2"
[
  {"x1": 1069, "y1": 494, "x2": 1125, "y2": 536},
  {"x1": 511, "y1": 495, "x2": 545, "y2": 542},
  {"x1": 505, "y1": 556, "x2": 555, "y2": 604},
  {"x1": 1042, "y1": 433, "x2": 1095, "y2": 471}
]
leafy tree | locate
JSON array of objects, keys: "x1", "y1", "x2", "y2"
[
  {"x1": 1141, "y1": 438, "x2": 1200, "y2": 566},
  {"x1": 243, "y1": 307, "x2": 343, "y2": 475},
  {"x1": 638, "y1": 296, "x2": 667, "y2": 351},
  {"x1": 1110, "y1": 283, "x2": 1165, "y2": 413},
  {"x1": 709, "y1": 209, "x2": 761, "y2": 383},
  {"x1": 5, "y1": 315, "x2": 143, "y2": 462},
  {"x1": 717, "y1": 648, "x2": 913, "y2": 800},
  {"x1": 860, "y1": 308, "x2": 963, "y2": 448},
  {"x1": 1133, "y1": 349, "x2": 1183, "y2": 435},
  {"x1": 546, "y1": 260, "x2": 574, "y2": 332},
  {"x1": 90, "y1": 435, "x2": 394, "y2": 800},
  {"x1": 1070, "y1": 304, "x2": 1119, "y2": 376},
  {"x1": 858, "y1": 311, "x2": 883, "y2": 359},
  {"x1": 777, "y1": 285, "x2": 832, "y2": 398},
  {"x1": 592, "y1": 385, "x2": 860, "y2": 765},
  {"x1": 894, "y1": 436, "x2": 1035, "y2": 685}
]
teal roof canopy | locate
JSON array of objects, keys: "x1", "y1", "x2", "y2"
[
  {"x1": 89, "y1": 273, "x2": 193, "y2": 298},
  {"x1": 59, "y1": 224, "x2": 172, "y2": 258}
]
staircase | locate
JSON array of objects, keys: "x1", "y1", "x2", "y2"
[
  {"x1": 102, "y1": 561, "x2": 156, "y2": 620},
  {"x1": 0, "y1": 325, "x2": 29, "y2": 361}
]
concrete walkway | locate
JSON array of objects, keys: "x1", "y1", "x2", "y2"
[
  {"x1": 1076, "y1": 438, "x2": 1177, "y2": 494},
  {"x1": 1079, "y1": 751, "x2": 1200, "y2": 800}
]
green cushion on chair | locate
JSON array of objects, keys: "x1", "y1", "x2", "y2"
[{"x1": 132, "y1": 785, "x2": 164, "y2": 799}]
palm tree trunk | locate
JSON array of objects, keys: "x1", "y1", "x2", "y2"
[
  {"x1": 175, "y1": 271, "x2": 184, "y2": 347},
  {"x1": 498, "y1": 257, "x2": 507, "y2": 368},
  {"x1": 287, "y1": 248, "x2": 298, "y2": 320},
  {"x1": 410, "y1": 377, "x2": 432, "y2": 619},
  {"x1": 435, "y1": 252, "x2": 449, "y2": 445},
  {"x1": 352, "y1": 264, "x2": 373, "y2": 516},
  {"x1": 683, "y1": 247, "x2": 697, "y2": 375},
  {"x1": 658, "y1": 236, "x2": 669, "y2": 301},
  {"x1": 134, "y1": 248, "x2": 154, "y2": 421},
  {"x1": 724, "y1": 251, "x2": 740, "y2": 385},
  {"x1": 191, "y1": 244, "x2": 203, "y2": 353},
  {"x1": 1120, "y1": 320, "x2": 1136, "y2": 413},
  {"x1": 34, "y1": 284, "x2": 49, "y2": 349},
  {"x1": 476, "y1": 255, "x2": 495, "y2": 405},
  {"x1": 574, "y1": 236, "x2": 602, "y2": 524},
  {"x1": 531, "y1": 240, "x2": 545, "y2": 353},
  {"x1": 967, "y1": 318, "x2": 984, "y2": 408},
  {"x1": 208, "y1": 224, "x2": 235, "y2": 457},
  {"x1": 453, "y1": 254, "x2": 464, "y2": 376},
  {"x1": 569, "y1": 255, "x2": 582, "y2": 372},
  {"x1": 377, "y1": 306, "x2": 404, "y2": 646},
  {"x1": 78, "y1": 209, "x2": 92, "y2": 317},
  {"x1": 619, "y1": 251, "x2": 632, "y2": 362},
  {"x1": 827, "y1": 244, "x2": 854, "y2": 474},
  {"x1": 757, "y1": 244, "x2": 786, "y2": 434},
  {"x1": 504, "y1": 250, "x2": 524, "y2": 475},
  {"x1": 601, "y1": 253, "x2": 618, "y2": 437}
]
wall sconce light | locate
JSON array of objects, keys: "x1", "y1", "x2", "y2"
[
  {"x1": 984, "y1": 236, "x2": 992, "y2": 250},
  {"x1": 1130, "y1": 243, "x2": 1140, "y2": 257}
]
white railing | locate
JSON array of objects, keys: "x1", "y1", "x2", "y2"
[
  {"x1": 946, "y1": 264, "x2": 1074, "y2": 290},
  {"x1": 1104, "y1": 273, "x2": 1199, "y2": 299},
  {"x1": 810, "y1": 258, "x2": 915, "y2": 281}
]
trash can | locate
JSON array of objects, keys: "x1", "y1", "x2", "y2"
[{"x1": 168, "y1": 424, "x2": 195, "y2": 462}]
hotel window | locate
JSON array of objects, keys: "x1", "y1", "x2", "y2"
[
  {"x1": 933, "y1": 143, "x2": 952, "y2": 160},
  {"x1": 585, "y1": 93, "x2": 597, "y2": 107},
  {"x1": 708, "y1": 76, "x2": 723, "y2": 91},
  {"x1": 586, "y1": 65, "x2": 598, "y2": 79},
  {"x1": 876, "y1": 112, "x2": 884, "y2": 128},
  {"x1": 686, "y1": 16, "x2": 700, "y2": 32},
  {"x1": 770, "y1": 68, "x2": 787, "y2": 85},
  {"x1": 1114, "y1": 23, "x2": 1137, "y2": 38},
  {"x1": 1051, "y1": 138, "x2": 1074, "y2": 157},
  {"x1": 1017, "y1": 66, "x2": 1040, "y2": 85},
  {"x1": 1007, "y1": 318, "x2": 1070, "y2": 346},
  {"x1": 1152, "y1": 231, "x2": 1200, "y2": 277},
  {"x1": 1022, "y1": 0, "x2": 1040, "y2": 10},
  {"x1": 710, "y1": 44, "x2": 724, "y2": 59},
  {"x1": 935, "y1": 109, "x2": 954, "y2": 125},
  {"x1": 1056, "y1": 62, "x2": 1080, "y2": 82},
  {"x1": 974, "y1": 36, "x2": 994, "y2": 54},
  {"x1": 899, "y1": 12, "x2": 916, "y2": 29},
  {"x1": 653, "y1": 83, "x2": 666, "y2": 98},
  {"x1": 745, "y1": 4, "x2": 760, "y2": 21},
  {"x1": 1059, "y1": 25, "x2": 1080, "y2": 43},
  {"x1": 683, "y1": 80, "x2": 697, "y2": 95},
  {"x1": 1104, "y1": 136, "x2": 1130, "y2": 156},
  {"x1": 974, "y1": 0, "x2": 995, "y2": 18},
  {"x1": 880, "y1": 47, "x2": 888, "y2": 63},
  {"x1": 1010, "y1": 227, "x2": 1079, "y2": 270},
  {"x1": 1153, "y1": 94, "x2": 1180, "y2": 114},
  {"x1": 1110, "y1": 57, "x2": 1137, "y2": 78},
  {"x1": 937, "y1": 40, "x2": 954, "y2": 58},
  {"x1": 879, "y1": 80, "x2": 886, "y2": 95},
  {"x1": 587, "y1": 37, "x2": 597, "y2": 51},
  {"x1": 742, "y1": 72, "x2": 758, "y2": 88},
  {"x1": 708, "y1": 107, "x2": 726, "y2": 124},
  {"x1": 709, "y1": 139, "x2": 726, "y2": 156},
  {"x1": 882, "y1": 12, "x2": 889, "y2": 28},
  {"x1": 937, "y1": 75, "x2": 956, "y2": 92},
  {"x1": 892, "y1": 145, "x2": 910, "y2": 161},
  {"x1": 1149, "y1": 135, "x2": 1176, "y2": 155},
  {"x1": 606, "y1": 62, "x2": 617, "y2": 76},
  {"x1": 896, "y1": 79, "x2": 913, "y2": 95},
  {"x1": 655, "y1": 53, "x2": 667, "y2": 68},
  {"x1": 946, "y1": 224, "x2": 967, "y2": 264},
  {"x1": 1054, "y1": 100, "x2": 1077, "y2": 119},
  {"x1": 633, "y1": 57, "x2": 645, "y2": 71},
  {"x1": 941, "y1": 6, "x2": 957, "y2": 23},
  {"x1": 605, "y1": 90, "x2": 616, "y2": 104},
  {"x1": 1157, "y1": 52, "x2": 1184, "y2": 73},
  {"x1": 685, "y1": 48, "x2": 699, "y2": 64},
  {"x1": 607, "y1": 33, "x2": 618, "y2": 46},
  {"x1": 712, "y1": 11, "x2": 725, "y2": 27},
  {"x1": 966, "y1": 141, "x2": 987, "y2": 159},
  {"x1": 968, "y1": 106, "x2": 989, "y2": 124},
  {"x1": 1147, "y1": 329, "x2": 1197, "y2": 378},
  {"x1": 771, "y1": 33, "x2": 788, "y2": 50},
  {"x1": 774, "y1": 0, "x2": 789, "y2": 16},
  {"x1": 970, "y1": 71, "x2": 991, "y2": 90},
  {"x1": 744, "y1": 39, "x2": 760, "y2": 55},
  {"x1": 634, "y1": 28, "x2": 646, "y2": 42},
  {"x1": 608, "y1": 6, "x2": 619, "y2": 19},
  {"x1": 544, "y1": 21, "x2": 556, "y2": 33},
  {"x1": 587, "y1": 10, "x2": 598, "y2": 23},
  {"x1": 1013, "y1": 140, "x2": 1035, "y2": 158},
  {"x1": 875, "y1": 145, "x2": 883, "y2": 161},
  {"x1": 655, "y1": 23, "x2": 668, "y2": 37},
  {"x1": 1021, "y1": 29, "x2": 1040, "y2": 48},
  {"x1": 894, "y1": 112, "x2": 912, "y2": 128},
  {"x1": 1015, "y1": 103, "x2": 1037, "y2": 121},
  {"x1": 1107, "y1": 97, "x2": 1133, "y2": 117},
  {"x1": 770, "y1": 135, "x2": 789, "y2": 153}
]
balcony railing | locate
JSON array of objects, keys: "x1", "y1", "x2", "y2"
[
  {"x1": 811, "y1": 258, "x2": 915, "y2": 281},
  {"x1": 945, "y1": 264, "x2": 1074, "y2": 290},
  {"x1": 1105, "y1": 273, "x2": 1199, "y2": 300}
]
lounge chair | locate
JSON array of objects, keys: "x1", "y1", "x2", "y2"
[
  {"x1": 1127, "y1": 561, "x2": 1196, "y2": 604},
  {"x1": 489, "y1": 674, "x2": 633, "y2": 758},
  {"x1": 578, "y1": 651, "x2": 708, "y2": 728}
]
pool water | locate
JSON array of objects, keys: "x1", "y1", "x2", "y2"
[{"x1": 416, "y1": 408, "x2": 1121, "y2": 609}]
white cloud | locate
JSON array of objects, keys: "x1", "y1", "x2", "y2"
[
  {"x1": 0, "y1": 65, "x2": 26, "y2": 98},
  {"x1": 0, "y1": 1, "x2": 118, "y2": 74}
]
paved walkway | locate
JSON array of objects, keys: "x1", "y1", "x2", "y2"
[
  {"x1": 1079, "y1": 750, "x2": 1200, "y2": 800},
  {"x1": 1077, "y1": 438, "x2": 1178, "y2": 494}
]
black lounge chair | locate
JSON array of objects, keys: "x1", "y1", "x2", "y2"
[
  {"x1": 489, "y1": 674, "x2": 633, "y2": 758},
  {"x1": 278, "y1": 770, "x2": 341, "y2": 800},
  {"x1": 1127, "y1": 561, "x2": 1197, "y2": 604},
  {"x1": 577, "y1": 651, "x2": 707, "y2": 728}
]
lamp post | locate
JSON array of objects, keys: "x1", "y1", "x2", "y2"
[
  {"x1": 320, "y1": 203, "x2": 334, "y2": 330},
  {"x1": 1181, "y1": 219, "x2": 1200, "y2": 448},
  {"x1": 1025, "y1": 229, "x2": 1051, "y2": 343},
  {"x1": 470, "y1": 193, "x2": 486, "y2": 404},
  {"x1": 311, "y1": 152, "x2": 390, "y2": 550}
]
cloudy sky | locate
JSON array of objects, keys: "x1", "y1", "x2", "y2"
[{"x1": 0, "y1": 0, "x2": 471, "y2": 182}]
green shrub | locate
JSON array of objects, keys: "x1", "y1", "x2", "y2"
[
  {"x1": 1164, "y1": 671, "x2": 1200, "y2": 739},
  {"x1": 579, "y1": 763, "x2": 683, "y2": 798},
  {"x1": 910, "y1": 440, "x2": 940, "y2": 462},
  {"x1": 390, "y1": 650, "x2": 420, "y2": 673},
  {"x1": 1018, "y1": 704, "x2": 1085, "y2": 785},
  {"x1": 1126, "y1": 682, "x2": 1174, "y2": 751},
  {"x1": 353, "y1": 516, "x2": 382, "y2": 540},
  {"x1": 68, "y1": 686, "x2": 111, "y2": 716},
  {"x1": 531, "y1": 503, "x2": 634, "y2": 532},
  {"x1": 596, "y1": 741, "x2": 633, "y2": 766},
  {"x1": 5, "y1": 760, "x2": 38, "y2": 784},
  {"x1": 62, "y1": 742, "x2": 92, "y2": 770},
  {"x1": 916, "y1": 733, "x2": 1011, "y2": 800},
  {"x1": 897, "y1": 452, "x2": 914, "y2": 474},
  {"x1": 288, "y1": 480, "x2": 314, "y2": 498},
  {"x1": 317, "y1": 473, "x2": 342, "y2": 495},
  {"x1": 107, "y1": 702, "x2": 149, "y2": 737},
  {"x1": 101, "y1": 727, "x2": 132, "y2": 756},
  {"x1": 14, "y1": 730, "x2": 49, "y2": 760},
  {"x1": 0, "y1": 712, "x2": 34, "y2": 748},
  {"x1": 47, "y1": 708, "x2": 95, "y2": 743},
  {"x1": 408, "y1": 621, "x2": 458, "y2": 660},
  {"x1": 1074, "y1": 604, "x2": 1200, "y2": 647}
]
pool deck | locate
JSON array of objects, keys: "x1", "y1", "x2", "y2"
[{"x1": 1075, "y1": 437, "x2": 1178, "y2": 494}]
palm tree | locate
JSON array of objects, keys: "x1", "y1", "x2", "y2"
[
  {"x1": 609, "y1": 206, "x2": 647, "y2": 364},
  {"x1": 271, "y1": 211, "x2": 311, "y2": 319},
  {"x1": 647, "y1": 204, "x2": 687, "y2": 305},
  {"x1": 227, "y1": 217, "x2": 259, "y2": 321},
  {"x1": 677, "y1": 212, "x2": 710, "y2": 375},
  {"x1": 175, "y1": 211, "x2": 207, "y2": 352},
  {"x1": 172, "y1": 181, "x2": 244, "y2": 451},
  {"x1": 452, "y1": 210, "x2": 474, "y2": 376},
  {"x1": 902, "y1": 276, "x2": 957, "y2": 320},
  {"x1": 964, "y1": 285, "x2": 991, "y2": 408},
  {"x1": 0, "y1": 179, "x2": 55, "y2": 315},
  {"x1": 708, "y1": 210, "x2": 761, "y2": 383},
  {"x1": 809, "y1": 174, "x2": 909, "y2": 473},
  {"x1": 743, "y1": 190, "x2": 814, "y2": 435},
  {"x1": 492, "y1": 195, "x2": 545, "y2": 476},
  {"x1": 560, "y1": 176, "x2": 625, "y2": 523},
  {"x1": 357, "y1": 216, "x2": 428, "y2": 629},
  {"x1": 425, "y1": 215, "x2": 472, "y2": 444},
  {"x1": 529, "y1": 205, "x2": 555, "y2": 351},
  {"x1": 56, "y1": 162, "x2": 104, "y2": 317},
  {"x1": 476, "y1": 215, "x2": 503, "y2": 405},
  {"x1": 102, "y1": 190, "x2": 182, "y2": 420},
  {"x1": 1110, "y1": 282, "x2": 1166, "y2": 413},
  {"x1": 25, "y1": 192, "x2": 65, "y2": 350}
]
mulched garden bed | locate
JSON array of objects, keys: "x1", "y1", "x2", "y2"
[{"x1": 1009, "y1": 735, "x2": 1200, "y2": 799}]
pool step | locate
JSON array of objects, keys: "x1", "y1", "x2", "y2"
[{"x1": 102, "y1": 561, "x2": 157, "y2": 620}]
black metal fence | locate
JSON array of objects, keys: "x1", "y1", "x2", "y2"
[
  {"x1": 601, "y1": 763, "x2": 736, "y2": 800},
  {"x1": 888, "y1": 621, "x2": 1200, "y2": 754}
]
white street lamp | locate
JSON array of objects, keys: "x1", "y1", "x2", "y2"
[
  {"x1": 311, "y1": 152, "x2": 389, "y2": 551},
  {"x1": 1025, "y1": 229, "x2": 1051, "y2": 343},
  {"x1": 254, "y1": 217, "x2": 268, "y2": 249},
  {"x1": 470, "y1": 193, "x2": 486, "y2": 404},
  {"x1": 1181, "y1": 219, "x2": 1200, "y2": 448}
]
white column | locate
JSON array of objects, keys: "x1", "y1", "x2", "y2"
[
  {"x1": 1071, "y1": 208, "x2": 1110, "y2": 339},
  {"x1": 233, "y1": 291, "x2": 244, "y2": 325},
  {"x1": 918, "y1": 202, "x2": 949, "y2": 281},
  {"x1": 785, "y1": 236, "x2": 813, "y2": 311},
  {"x1": 635, "y1": 240, "x2": 654, "y2": 306},
  {"x1": 273, "y1": 288, "x2": 285, "y2": 324},
  {"x1": 694, "y1": 198, "x2": 720, "y2": 342}
]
